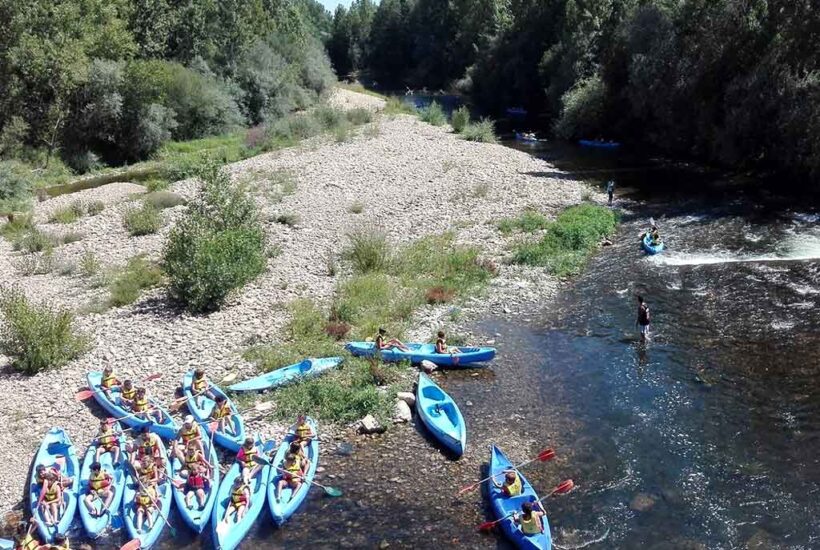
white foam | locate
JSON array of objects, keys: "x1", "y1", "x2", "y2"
[{"x1": 654, "y1": 230, "x2": 820, "y2": 266}]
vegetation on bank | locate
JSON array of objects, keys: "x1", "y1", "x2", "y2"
[{"x1": 511, "y1": 204, "x2": 618, "y2": 276}]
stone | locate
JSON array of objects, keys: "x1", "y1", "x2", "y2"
[
  {"x1": 358, "y1": 415, "x2": 385, "y2": 434},
  {"x1": 393, "y1": 400, "x2": 412, "y2": 423},
  {"x1": 336, "y1": 442, "x2": 354, "y2": 456},
  {"x1": 629, "y1": 493, "x2": 656, "y2": 512},
  {"x1": 420, "y1": 360, "x2": 437, "y2": 373},
  {"x1": 396, "y1": 391, "x2": 416, "y2": 406}
]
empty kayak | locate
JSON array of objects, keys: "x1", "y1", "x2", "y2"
[
  {"x1": 29, "y1": 428, "x2": 80, "y2": 543},
  {"x1": 579, "y1": 139, "x2": 620, "y2": 149},
  {"x1": 228, "y1": 357, "x2": 344, "y2": 392},
  {"x1": 268, "y1": 417, "x2": 319, "y2": 525},
  {"x1": 641, "y1": 233, "x2": 664, "y2": 255},
  {"x1": 122, "y1": 438, "x2": 171, "y2": 550},
  {"x1": 345, "y1": 342, "x2": 495, "y2": 366},
  {"x1": 416, "y1": 373, "x2": 466, "y2": 456},
  {"x1": 182, "y1": 372, "x2": 246, "y2": 452},
  {"x1": 170, "y1": 425, "x2": 220, "y2": 533},
  {"x1": 86, "y1": 372, "x2": 178, "y2": 440},
  {"x1": 78, "y1": 423, "x2": 126, "y2": 538},
  {"x1": 212, "y1": 437, "x2": 273, "y2": 550},
  {"x1": 489, "y1": 445, "x2": 552, "y2": 550}
]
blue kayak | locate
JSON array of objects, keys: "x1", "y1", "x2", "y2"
[
  {"x1": 579, "y1": 139, "x2": 620, "y2": 149},
  {"x1": 0, "y1": 539, "x2": 12, "y2": 549},
  {"x1": 122, "y1": 437, "x2": 172, "y2": 550},
  {"x1": 182, "y1": 372, "x2": 246, "y2": 452},
  {"x1": 78, "y1": 423, "x2": 126, "y2": 538},
  {"x1": 228, "y1": 357, "x2": 344, "y2": 392},
  {"x1": 641, "y1": 233, "x2": 664, "y2": 255},
  {"x1": 211, "y1": 437, "x2": 273, "y2": 550},
  {"x1": 345, "y1": 342, "x2": 496, "y2": 366},
  {"x1": 267, "y1": 418, "x2": 319, "y2": 525},
  {"x1": 86, "y1": 372, "x2": 178, "y2": 440},
  {"x1": 416, "y1": 373, "x2": 466, "y2": 456},
  {"x1": 28, "y1": 428, "x2": 80, "y2": 543},
  {"x1": 489, "y1": 445, "x2": 552, "y2": 550},
  {"x1": 170, "y1": 425, "x2": 220, "y2": 533}
]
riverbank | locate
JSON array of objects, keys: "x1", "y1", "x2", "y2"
[{"x1": 0, "y1": 88, "x2": 598, "y2": 520}]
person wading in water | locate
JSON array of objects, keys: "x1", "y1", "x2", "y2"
[{"x1": 636, "y1": 296, "x2": 651, "y2": 342}]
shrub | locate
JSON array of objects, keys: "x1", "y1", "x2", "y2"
[
  {"x1": 313, "y1": 106, "x2": 345, "y2": 130},
  {"x1": 163, "y1": 162, "x2": 267, "y2": 312},
  {"x1": 419, "y1": 101, "x2": 447, "y2": 126},
  {"x1": 1, "y1": 213, "x2": 35, "y2": 240},
  {"x1": 143, "y1": 191, "x2": 186, "y2": 210},
  {"x1": 109, "y1": 255, "x2": 163, "y2": 307},
  {"x1": 0, "y1": 161, "x2": 33, "y2": 214},
  {"x1": 555, "y1": 73, "x2": 607, "y2": 140},
  {"x1": 123, "y1": 203, "x2": 163, "y2": 236},
  {"x1": 14, "y1": 250, "x2": 56, "y2": 276},
  {"x1": 49, "y1": 202, "x2": 85, "y2": 224},
  {"x1": 60, "y1": 231, "x2": 84, "y2": 245},
  {"x1": 86, "y1": 201, "x2": 105, "y2": 216},
  {"x1": 0, "y1": 286, "x2": 89, "y2": 374},
  {"x1": 497, "y1": 210, "x2": 550, "y2": 234},
  {"x1": 79, "y1": 252, "x2": 100, "y2": 277},
  {"x1": 348, "y1": 201, "x2": 364, "y2": 214},
  {"x1": 324, "y1": 321, "x2": 351, "y2": 340},
  {"x1": 383, "y1": 97, "x2": 416, "y2": 116},
  {"x1": 451, "y1": 106, "x2": 471, "y2": 133},
  {"x1": 344, "y1": 227, "x2": 391, "y2": 273},
  {"x1": 274, "y1": 213, "x2": 300, "y2": 226},
  {"x1": 333, "y1": 121, "x2": 352, "y2": 143},
  {"x1": 14, "y1": 228, "x2": 56, "y2": 254},
  {"x1": 461, "y1": 119, "x2": 498, "y2": 143},
  {"x1": 346, "y1": 108, "x2": 373, "y2": 125},
  {"x1": 145, "y1": 178, "x2": 170, "y2": 192},
  {"x1": 425, "y1": 285, "x2": 455, "y2": 304}
]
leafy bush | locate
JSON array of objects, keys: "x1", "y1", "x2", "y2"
[
  {"x1": 0, "y1": 161, "x2": 33, "y2": 214},
  {"x1": 344, "y1": 228, "x2": 391, "y2": 274},
  {"x1": 49, "y1": 202, "x2": 85, "y2": 224},
  {"x1": 145, "y1": 178, "x2": 170, "y2": 192},
  {"x1": 461, "y1": 119, "x2": 498, "y2": 143},
  {"x1": 14, "y1": 250, "x2": 56, "y2": 276},
  {"x1": 143, "y1": 191, "x2": 186, "y2": 210},
  {"x1": 1, "y1": 213, "x2": 35, "y2": 241},
  {"x1": 419, "y1": 101, "x2": 447, "y2": 126},
  {"x1": 14, "y1": 228, "x2": 56, "y2": 254},
  {"x1": 383, "y1": 97, "x2": 416, "y2": 116},
  {"x1": 163, "y1": 162, "x2": 267, "y2": 312},
  {"x1": 555, "y1": 74, "x2": 608, "y2": 139},
  {"x1": 0, "y1": 286, "x2": 89, "y2": 374},
  {"x1": 425, "y1": 285, "x2": 455, "y2": 304},
  {"x1": 87, "y1": 201, "x2": 105, "y2": 216},
  {"x1": 123, "y1": 203, "x2": 163, "y2": 236},
  {"x1": 109, "y1": 255, "x2": 163, "y2": 307},
  {"x1": 451, "y1": 106, "x2": 471, "y2": 133},
  {"x1": 497, "y1": 210, "x2": 550, "y2": 234}
]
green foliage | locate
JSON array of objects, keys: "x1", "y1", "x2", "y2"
[
  {"x1": 86, "y1": 201, "x2": 105, "y2": 216},
  {"x1": 348, "y1": 201, "x2": 364, "y2": 214},
  {"x1": 0, "y1": 161, "x2": 33, "y2": 214},
  {"x1": 123, "y1": 203, "x2": 163, "y2": 236},
  {"x1": 49, "y1": 201, "x2": 86, "y2": 224},
  {"x1": 13, "y1": 228, "x2": 57, "y2": 254},
  {"x1": 1, "y1": 213, "x2": 35, "y2": 241},
  {"x1": 60, "y1": 231, "x2": 84, "y2": 245},
  {"x1": 497, "y1": 210, "x2": 550, "y2": 234},
  {"x1": 108, "y1": 255, "x2": 163, "y2": 307},
  {"x1": 512, "y1": 204, "x2": 618, "y2": 276},
  {"x1": 14, "y1": 250, "x2": 56, "y2": 276},
  {"x1": 0, "y1": 286, "x2": 89, "y2": 374},
  {"x1": 451, "y1": 106, "x2": 471, "y2": 133},
  {"x1": 461, "y1": 119, "x2": 498, "y2": 143},
  {"x1": 344, "y1": 228, "x2": 391, "y2": 274},
  {"x1": 346, "y1": 108, "x2": 374, "y2": 125},
  {"x1": 419, "y1": 102, "x2": 447, "y2": 126},
  {"x1": 383, "y1": 97, "x2": 416, "y2": 116},
  {"x1": 163, "y1": 162, "x2": 267, "y2": 313},
  {"x1": 79, "y1": 251, "x2": 100, "y2": 277},
  {"x1": 555, "y1": 74, "x2": 608, "y2": 139},
  {"x1": 143, "y1": 191, "x2": 186, "y2": 210}
]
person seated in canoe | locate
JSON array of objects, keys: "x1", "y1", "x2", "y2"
[
  {"x1": 131, "y1": 387, "x2": 162, "y2": 423},
  {"x1": 134, "y1": 484, "x2": 157, "y2": 533},
  {"x1": 222, "y1": 476, "x2": 250, "y2": 524},
  {"x1": 175, "y1": 415, "x2": 204, "y2": 461},
  {"x1": 209, "y1": 395, "x2": 235, "y2": 436},
  {"x1": 47, "y1": 534, "x2": 70, "y2": 550},
  {"x1": 513, "y1": 501, "x2": 546, "y2": 536},
  {"x1": 179, "y1": 440, "x2": 210, "y2": 480},
  {"x1": 83, "y1": 461, "x2": 114, "y2": 517},
  {"x1": 274, "y1": 452, "x2": 304, "y2": 503},
  {"x1": 375, "y1": 327, "x2": 409, "y2": 352},
  {"x1": 288, "y1": 441, "x2": 310, "y2": 472},
  {"x1": 184, "y1": 464, "x2": 209, "y2": 508},
  {"x1": 191, "y1": 368, "x2": 216, "y2": 406},
  {"x1": 294, "y1": 414, "x2": 315, "y2": 451},
  {"x1": 99, "y1": 366, "x2": 122, "y2": 399},
  {"x1": 434, "y1": 330, "x2": 460, "y2": 354},
  {"x1": 15, "y1": 518, "x2": 43, "y2": 550},
  {"x1": 132, "y1": 426, "x2": 162, "y2": 469},
  {"x1": 237, "y1": 437, "x2": 263, "y2": 483},
  {"x1": 119, "y1": 379, "x2": 136, "y2": 408},
  {"x1": 137, "y1": 455, "x2": 161, "y2": 487},
  {"x1": 37, "y1": 474, "x2": 63, "y2": 526},
  {"x1": 35, "y1": 463, "x2": 74, "y2": 490},
  {"x1": 95, "y1": 418, "x2": 122, "y2": 465},
  {"x1": 650, "y1": 226, "x2": 662, "y2": 245},
  {"x1": 492, "y1": 470, "x2": 522, "y2": 497}
]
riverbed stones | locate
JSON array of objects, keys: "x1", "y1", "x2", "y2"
[
  {"x1": 358, "y1": 415, "x2": 386, "y2": 434},
  {"x1": 393, "y1": 400, "x2": 412, "y2": 423},
  {"x1": 420, "y1": 360, "x2": 438, "y2": 373},
  {"x1": 396, "y1": 391, "x2": 416, "y2": 406}
]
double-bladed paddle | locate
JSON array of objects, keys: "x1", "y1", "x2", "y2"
[
  {"x1": 74, "y1": 373, "x2": 163, "y2": 401},
  {"x1": 457, "y1": 448, "x2": 556, "y2": 496},
  {"x1": 273, "y1": 466, "x2": 342, "y2": 497},
  {"x1": 476, "y1": 479, "x2": 574, "y2": 533},
  {"x1": 124, "y1": 460, "x2": 176, "y2": 538}
]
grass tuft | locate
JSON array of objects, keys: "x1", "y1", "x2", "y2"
[
  {"x1": 274, "y1": 213, "x2": 300, "y2": 227},
  {"x1": 344, "y1": 227, "x2": 391, "y2": 274},
  {"x1": 123, "y1": 203, "x2": 163, "y2": 236},
  {"x1": 451, "y1": 106, "x2": 471, "y2": 133},
  {"x1": 87, "y1": 201, "x2": 105, "y2": 216},
  {"x1": 419, "y1": 101, "x2": 447, "y2": 126},
  {"x1": 497, "y1": 210, "x2": 550, "y2": 234},
  {"x1": 348, "y1": 201, "x2": 364, "y2": 214},
  {"x1": 108, "y1": 255, "x2": 163, "y2": 307},
  {"x1": 49, "y1": 201, "x2": 85, "y2": 224}
]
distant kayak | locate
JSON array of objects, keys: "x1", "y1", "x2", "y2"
[
  {"x1": 641, "y1": 233, "x2": 664, "y2": 255},
  {"x1": 228, "y1": 357, "x2": 344, "y2": 392},
  {"x1": 579, "y1": 139, "x2": 621, "y2": 149},
  {"x1": 515, "y1": 132, "x2": 545, "y2": 143},
  {"x1": 345, "y1": 342, "x2": 496, "y2": 366},
  {"x1": 416, "y1": 373, "x2": 466, "y2": 456},
  {"x1": 29, "y1": 428, "x2": 79, "y2": 543},
  {"x1": 507, "y1": 107, "x2": 528, "y2": 116}
]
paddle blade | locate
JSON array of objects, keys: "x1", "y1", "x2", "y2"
[
  {"x1": 552, "y1": 479, "x2": 575, "y2": 495},
  {"x1": 477, "y1": 520, "x2": 499, "y2": 533},
  {"x1": 208, "y1": 421, "x2": 219, "y2": 432},
  {"x1": 221, "y1": 372, "x2": 237, "y2": 384},
  {"x1": 119, "y1": 539, "x2": 140, "y2": 550},
  {"x1": 457, "y1": 482, "x2": 479, "y2": 496},
  {"x1": 74, "y1": 389, "x2": 95, "y2": 401},
  {"x1": 144, "y1": 373, "x2": 162, "y2": 382},
  {"x1": 169, "y1": 526, "x2": 177, "y2": 537},
  {"x1": 538, "y1": 448, "x2": 556, "y2": 462},
  {"x1": 323, "y1": 486, "x2": 343, "y2": 497}
]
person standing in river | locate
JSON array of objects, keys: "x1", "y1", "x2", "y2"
[
  {"x1": 636, "y1": 296, "x2": 651, "y2": 342},
  {"x1": 606, "y1": 180, "x2": 615, "y2": 206}
]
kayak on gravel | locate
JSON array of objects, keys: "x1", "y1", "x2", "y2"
[
  {"x1": 228, "y1": 357, "x2": 344, "y2": 392},
  {"x1": 29, "y1": 428, "x2": 79, "y2": 544},
  {"x1": 416, "y1": 373, "x2": 466, "y2": 456},
  {"x1": 345, "y1": 342, "x2": 496, "y2": 366},
  {"x1": 641, "y1": 233, "x2": 664, "y2": 255},
  {"x1": 86, "y1": 371, "x2": 178, "y2": 440},
  {"x1": 267, "y1": 417, "x2": 319, "y2": 525},
  {"x1": 122, "y1": 437, "x2": 172, "y2": 550},
  {"x1": 182, "y1": 371, "x2": 246, "y2": 453},
  {"x1": 78, "y1": 423, "x2": 126, "y2": 538},
  {"x1": 170, "y1": 424, "x2": 220, "y2": 533},
  {"x1": 489, "y1": 445, "x2": 552, "y2": 550}
]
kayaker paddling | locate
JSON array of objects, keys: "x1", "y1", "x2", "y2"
[
  {"x1": 513, "y1": 501, "x2": 546, "y2": 535},
  {"x1": 132, "y1": 427, "x2": 162, "y2": 469},
  {"x1": 637, "y1": 295, "x2": 651, "y2": 342},
  {"x1": 222, "y1": 476, "x2": 250, "y2": 524},
  {"x1": 492, "y1": 470, "x2": 522, "y2": 497},
  {"x1": 288, "y1": 441, "x2": 310, "y2": 472},
  {"x1": 376, "y1": 327, "x2": 409, "y2": 352},
  {"x1": 179, "y1": 440, "x2": 210, "y2": 479},
  {"x1": 83, "y1": 462, "x2": 114, "y2": 518}
]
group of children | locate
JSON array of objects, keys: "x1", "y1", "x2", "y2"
[
  {"x1": 375, "y1": 328, "x2": 460, "y2": 355},
  {"x1": 494, "y1": 471, "x2": 547, "y2": 535}
]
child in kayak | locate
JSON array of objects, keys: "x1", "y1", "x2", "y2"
[
  {"x1": 293, "y1": 414, "x2": 314, "y2": 452},
  {"x1": 190, "y1": 368, "x2": 216, "y2": 407},
  {"x1": 222, "y1": 477, "x2": 250, "y2": 524},
  {"x1": 137, "y1": 455, "x2": 161, "y2": 486},
  {"x1": 95, "y1": 418, "x2": 122, "y2": 465},
  {"x1": 36, "y1": 463, "x2": 74, "y2": 490},
  {"x1": 513, "y1": 501, "x2": 546, "y2": 535},
  {"x1": 15, "y1": 518, "x2": 42, "y2": 550},
  {"x1": 175, "y1": 416, "x2": 204, "y2": 461},
  {"x1": 184, "y1": 465, "x2": 209, "y2": 508},
  {"x1": 434, "y1": 330, "x2": 460, "y2": 354},
  {"x1": 131, "y1": 387, "x2": 162, "y2": 423},
  {"x1": 492, "y1": 470, "x2": 522, "y2": 497},
  {"x1": 119, "y1": 379, "x2": 136, "y2": 408},
  {"x1": 275, "y1": 452, "x2": 304, "y2": 503},
  {"x1": 132, "y1": 427, "x2": 162, "y2": 469},
  {"x1": 237, "y1": 438, "x2": 263, "y2": 483},
  {"x1": 210, "y1": 396, "x2": 235, "y2": 436},
  {"x1": 134, "y1": 484, "x2": 157, "y2": 533},
  {"x1": 180, "y1": 440, "x2": 210, "y2": 480},
  {"x1": 375, "y1": 327, "x2": 409, "y2": 352},
  {"x1": 38, "y1": 474, "x2": 63, "y2": 526},
  {"x1": 288, "y1": 441, "x2": 310, "y2": 473},
  {"x1": 99, "y1": 366, "x2": 121, "y2": 399},
  {"x1": 84, "y1": 462, "x2": 114, "y2": 517}
]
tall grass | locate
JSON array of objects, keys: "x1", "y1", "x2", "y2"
[
  {"x1": 344, "y1": 227, "x2": 391, "y2": 273},
  {"x1": 461, "y1": 119, "x2": 498, "y2": 143},
  {"x1": 419, "y1": 101, "x2": 447, "y2": 126},
  {"x1": 383, "y1": 97, "x2": 416, "y2": 116},
  {"x1": 451, "y1": 106, "x2": 470, "y2": 133},
  {"x1": 108, "y1": 255, "x2": 164, "y2": 307},
  {"x1": 123, "y1": 203, "x2": 163, "y2": 236},
  {"x1": 497, "y1": 210, "x2": 550, "y2": 234}
]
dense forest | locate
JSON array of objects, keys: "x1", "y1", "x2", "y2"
[{"x1": 330, "y1": 0, "x2": 819, "y2": 181}]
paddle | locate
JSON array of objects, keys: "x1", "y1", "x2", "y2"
[
  {"x1": 74, "y1": 373, "x2": 163, "y2": 401},
  {"x1": 457, "y1": 448, "x2": 556, "y2": 496},
  {"x1": 126, "y1": 460, "x2": 176, "y2": 538},
  {"x1": 119, "y1": 539, "x2": 141, "y2": 550},
  {"x1": 273, "y1": 466, "x2": 342, "y2": 497},
  {"x1": 477, "y1": 479, "x2": 575, "y2": 533},
  {"x1": 221, "y1": 372, "x2": 237, "y2": 384}
]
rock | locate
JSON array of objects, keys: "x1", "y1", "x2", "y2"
[
  {"x1": 629, "y1": 493, "x2": 656, "y2": 512},
  {"x1": 396, "y1": 391, "x2": 416, "y2": 406},
  {"x1": 336, "y1": 442, "x2": 354, "y2": 456},
  {"x1": 393, "y1": 400, "x2": 412, "y2": 423},
  {"x1": 358, "y1": 414, "x2": 385, "y2": 434},
  {"x1": 420, "y1": 360, "x2": 437, "y2": 373},
  {"x1": 745, "y1": 529, "x2": 779, "y2": 549}
]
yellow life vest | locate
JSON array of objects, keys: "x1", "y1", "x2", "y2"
[
  {"x1": 239, "y1": 446, "x2": 257, "y2": 468},
  {"x1": 136, "y1": 490, "x2": 153, "y2": 507},
  {"x1": 141, "y1": 435, "x2": 158, "y2": 454},
  {"x1": 185, "y1": 451, "x2": 202, "y2": 471},
  {"x1": 140, "y1": 463, "x2": 155, "y2": 480},
  {"x1": 180, "y1": 426, "x2": 199, "y2": 444},
  {"x1": 98, "y1": 429, "x2": 117, "y2": 448},
  {"x1": 520, "y1": 513, "x2": 541, "y2": 535},
  {"x1": 20, "y1": 533, "x2": 39, "y2": 550},
  {"x1": 230, "y1": 484, "x2": 248, "y2": 506},
  {"x1": 43, "y1": 483, "x2": 59, "y2": 503},
  {"x1": 121, "y1": 386, "x2": 136, "y2": 401},
  {"x1": 192, "y1": 376, "x2": 208, "y2": 393},
  {"x1": 504, "y1": 475, "x2": 522, "y2": 497},
  {"x1": 213, "y1": 402, "x2": 232, "y2": 420},
  {"x1": 133, "y1": 397, "x2": 149, "y2": 412},
  {"x1": 285, "y1": 460, "x2": 301, "y2": 475},
  {"x1": 89, "y1": 471, "x2": 110, "y2": 491},
  {"x1": 102, "y1": 373, "x2": 119, "y2": 389},
  {"x1": 296, "y1": 423, "x2": 311, "y2": 439}
]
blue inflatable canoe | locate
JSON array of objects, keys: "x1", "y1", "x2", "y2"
[
  {"x1": 170, "y1": 424, "x2": 220, "y2": 533},
  {"x1": 182, "y1": 372, "x2": 246, "y2": 453},
  {"x1": 579, "y1": 139, "x2": 620, "y2": 149},
  {"x1": 86, "y1": 372, "x2": 178, "y2": 440},
  {"x1": 416, "y1": 374, "x2": 466, "y2": 456},
  {"x1": 29, "y1": 428, "x2": 80, "y2": 543},
  {"x1": 345, "y1": 342, "x2": 496, "y2": 366},
  {"x1": 489, "y1": 445, "x2": 552, "y2": 550},
  {"x1": 267, "y1": 417, "x2": 319, "y2": 525},
  {"x1": 228, "y1": 357, "x2": 344, "y2": 392},
  {"x1": 212, "y1": 437, "x2": 273, "y2": 550},
  {"x1": 641, "y1": 233, "x2": 664, "y2": 255},
  {"x1": 78, "y1": 423, "x2": 126, "y2": 538},
  {"x1": 122, "y1": 438, "x2": 172, "y2": 550}
]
